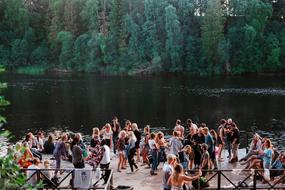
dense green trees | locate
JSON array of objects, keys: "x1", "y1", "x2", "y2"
[{"x1": 0, "y1": 0, "x2": 284, "y2": 75}]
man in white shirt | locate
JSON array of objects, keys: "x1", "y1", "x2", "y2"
[{"x1": 100, "y1": 140, "x2": 111, "y2": 169}]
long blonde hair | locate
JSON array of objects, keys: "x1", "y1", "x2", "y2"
[{"x1": 172, "y1": 164, "x2": 183, "y2": 184}]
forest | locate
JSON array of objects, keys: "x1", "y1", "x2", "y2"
[{"x1": 0, "y1": 0, "x2": 284, "y2": 75}]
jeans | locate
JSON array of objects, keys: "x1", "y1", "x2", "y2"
[{"x1": 151, "y1": 149, "x2": 158, "y2": 172}]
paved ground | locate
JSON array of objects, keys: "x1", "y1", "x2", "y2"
[{"x1": 39, "y1": 149, "x2": 285, "y2": 189}]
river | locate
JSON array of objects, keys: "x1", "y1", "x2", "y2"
[{"x1": 1, "y1": 73, "x2": 285, "y2": 148}]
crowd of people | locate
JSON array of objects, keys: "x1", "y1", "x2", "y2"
[{"x1": 12, "y1": 116, "x2": 285, "y2": 189}]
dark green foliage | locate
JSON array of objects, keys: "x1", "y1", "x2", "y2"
[{"x1": 0, "y1": 0, "x2": 284, "y2": 75}]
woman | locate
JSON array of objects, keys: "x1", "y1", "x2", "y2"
[
  {"x1": 262, "y1": 139, "x2": 273, "y2": 170},
  {"x1": 210, "y1": 129, "x2": 218, "y2": 168},
  {"x1": 132, "y1": 123, "x2": 142, "y2": 162},
  {"x1": 53, "y1": 134, "x2": 68, "y2": 176},
  {"x1": 101, "y1": 123, "x2": 113, "y2": 149},
  {"x1": 181, "y1": 145, "x2": 195, "y2": 170},
  {"x1": 125, "y1": 120, "x2": 132, "y2": 131},
  {"x1": 116, "y1": 130, "x2": 126, "y2": 172},
  {"x1": 167, "y1": 164, "x2": 201, "y2": 190},
  {"x1": 91, "y1": 128, "x2": 101, "y2": 148},
  {"x1": 239, "y1": 133, "x2": 262, "y2": 163},
  {"x1": 217, "y1": 119, "x2": 226, "y2": 162},
  {"x1": 127, "y1": 131, "x2": 139, "y2": 173},
  {"x1": 157, "y1": 131, "x2": 167, "y2": 167},
  {"x1": 149, "y1": 132, "x2": 159, "y2": 175},
  {"x1": 141, "y1": 125, "x2": 151, "y2": 166},
  {"x1": 72, "y1": 136, "x2": 85, "y2": 168},
  {"x1": 43, "y1": 135, "x2": 55, "y2": 154},
  {"x1": 18, "y1": 142, "x2": 34, "y2": 168},
  {"x1": 87, "y1": 135, "x2": 104, "y2": 169}
]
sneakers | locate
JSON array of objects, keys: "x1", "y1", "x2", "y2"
[{"x1": 150, "y1": 171, "x2": 157, "y2": 175}]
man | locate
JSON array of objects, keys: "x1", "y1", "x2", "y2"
[
  {"x1": 112, "y1": 116, "x2": 121, "y2": 155},
  {"x1": 229, "y1": 122, "x2": 240, "y2": 163},
  {"x1": 174, "y1": 119, "x2": 184, "y2": 138},
  {"x1": 202, "y1": 126, "x2": 216, "y2": 169},
  {"x1": 169, "y1": 131, "x2": 183, "y2": 157},
  {"x1": 27, "y1": 158, "x2": 41, "y2": 186},
  {"x1": 162, "y1": 154, "x2": 176, "y2": 190},
  {"x1": 200, "y1": 143, "x2": 210, "y2": 177},
  {"x1": 100, "y1": 140, "x2": 111, "y2": 169},
  {"x1": 187, "y1": 118, "x2": 198, "y2": 133}
]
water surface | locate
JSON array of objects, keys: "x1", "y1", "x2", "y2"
[{"x1": 1, "y1": 73, "x2": 285, "y2": 148}]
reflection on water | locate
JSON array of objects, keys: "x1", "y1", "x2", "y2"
[{"x1": 1, "y1": 73, "x2": 285, "y2": 148}]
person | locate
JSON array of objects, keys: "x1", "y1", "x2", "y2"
[
  {"x1": 132, "y1": 123, "x2": 141, "y2": 162},
  {"x1": 167, "y1": 164, "x2": 201, "y2": 190},
  {"x1": 101, "y1": 123, "x2": 113, "y2": 149},
  {"x1": 217, "y1": 119, "x2": 226, "y2": 162},
  {"x1": 125, "y1": 120, "x2": 132, "y2": 131},
  {"x1": 127, "y1": 131, "x2": 139, "y2": 173},
  {"x1": 87, "y1": 134, "x2": 104, "y2": 169},
  {"x1": 186, "y1": 119, "x2": 198, "y2": 134},
  {"x1": 42, "y1": 160, "x2": 53, "y2": 187},
  {"x1": 116, "y1": 130, "x2": 126, "y2": 172},
  {"x1": 239, "y1": 133, "x2": 262, "y2": 163},
  {"x1": 181, "y1": 145, "x2": 194, "y2": 170},
  {"x1": 141, "y1": 125, "x2": 151, "y2": 166},
  {"x1": 210, "y1": 129, "x2": 218, "y2": 168},
  {"x1": 149, "y1": 132, "x2": 159, "y2": 175},
  {"x1": 72, "y1": 136, "x2": 85, "y2": 168},
  {"x1": 35, "y1": 131, "x2": 45, "y2": 152},
  {"x1": 100, "y1": 140, "x2": 111, "y2": 169},
  {"x1": 43, "y1": 135, "x2": 55, "y2": 154},
  {"x1": 18, "y1": 142, "x2": 34, "y2": 168},
  {"x1": 225, "y1": 118, "x2": 233, "y2": 159},
  {"x1": 169, "y1": 131, "x2": 183, "y2": 157},
  {"x1": 271, "y1": 152, "x2": 285, "y2": 179},
  {"x1": 194, "y1": 127, "x2": 205, "y2": 168},
  {"x1": 53, "y1": 134, "x2": 68, "y2": 176},
  {"x1": 162, "y1": 154, "x2": 176, "y2": 190},
  {"x1": 262, "y1": 139, "x2": 273, "y2": 170},
  {"x1": 200, "y1": 143, "x2": 210, "y2": 177},
  {"x1": 23, "y1": 133, "x2": 42, "y2": 160},
  {"x1": 203, "y1": 127, "x2": 215, "y2": 169},
  {"x1": 91, "y1": 128, "x2": 101, "y2": 148},
  {"x1": 112, "y1": 116, "x2": 121, "y2": 154},
  {"x1": 27, "y1": 158, "x2": 41, "y2": 186},
  {"x1": 174, "y1": 119, "x2": 184, "y2": 138},
  {"x1": 157, "y1": 131, "x2": 167, "y2": 167},
  {"x1": 185, "y1": 123, "x2": 198, "y2": 147},
  {"x1": 87, "y1": 129, "x2": 102, "y2": 168},
  {"x1": 229, "y1": 123, "x2": 240, "y2": 163}
]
